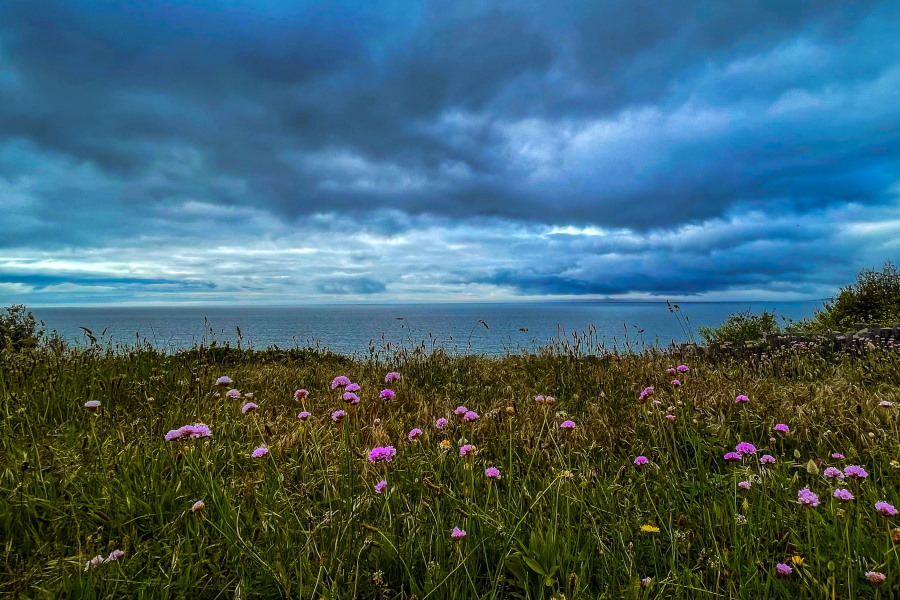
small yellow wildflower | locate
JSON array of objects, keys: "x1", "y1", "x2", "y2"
[
  {"x1": 439, "y1": 440, "x2": 451, "y2": 450},
  {"x1": 890, "y1": 460, "x2": 899, "y2": 469},
  {"x1": 640, "y1": 524, "x2": 660, "y2": 533},
  {"x1": 791, "y1": 555, "x2": 804, "y2": 566},
  {"x1": 560, "y1": 470, "x2": 572, "y2": 478}
]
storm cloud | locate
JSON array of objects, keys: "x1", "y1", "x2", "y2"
[{"x1": 0, "y1": 0, "x2": 898, "y2": 303}]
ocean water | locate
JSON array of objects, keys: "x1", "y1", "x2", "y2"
[{"x1": 30, "y1": 301, "x2": 821, "y2": 356}]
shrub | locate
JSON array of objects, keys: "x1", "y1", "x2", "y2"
[
  {"x1": 801, "y1": 262, "x2": 900, "y2": 331},
  {"x1": 698, "y1": 309, "x2": 781, "y2": 344},
  {"x1": 0, "y1": 304, "x2": 44, "y2": 352}
]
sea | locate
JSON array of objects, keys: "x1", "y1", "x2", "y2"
[{"x1": 29, "y1": 301, "x2": 822, "y2": 357}]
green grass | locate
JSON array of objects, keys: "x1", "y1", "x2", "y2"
[{"x1": 1, "y1": 339, "x2": 899, "y2": 599}]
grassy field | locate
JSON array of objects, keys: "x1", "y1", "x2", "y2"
[{"x1": 1, "y1": 339, "x2": 899, "y2": 599}]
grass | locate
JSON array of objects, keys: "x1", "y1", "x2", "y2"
[{"x1": 1, "y1": 337, "x2": 899, "y2": 599}]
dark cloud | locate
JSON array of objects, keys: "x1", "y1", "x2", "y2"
[
  {"x1": 315, "y1": 277, "x2": 387, "y2": 295},
  {"x1": 0, "y1": 0, "x2": 898, "y2": 302}
]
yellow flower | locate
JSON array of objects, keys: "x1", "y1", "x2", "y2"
[
  {"x1": 439, "y1": 440, "x2": 451, "y2": 450},
  {"x1": 791, "y1": 555, "x2": 804, "y2": 566},
  {"x1": 640, "y1": 524, "x2": 660, "y2": 533},
  {"x1": 890, "y1": 460, "x2": 899, "y2": 469},
  {"x1": 560, "y1": 470, "x2": 572, "y2": 478}
]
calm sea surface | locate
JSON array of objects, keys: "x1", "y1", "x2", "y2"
[{"x1": 31, "y1": 302, "x2": 820, "y2": 356}]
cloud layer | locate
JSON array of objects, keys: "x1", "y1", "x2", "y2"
[{"x1": 1, "y1": 0, "x2": 898, "y2": 304}]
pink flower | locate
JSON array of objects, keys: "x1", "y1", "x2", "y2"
[
  {"x1": 331, "y1": 410, "x2": 347, "y2": 423},
  {"x1": 534, "y1": 395, "x2": 544, "y2": 403},
  {"x1": 670, "y1": 379, "x2": 681, "y2": 387},
  {"x1": 191, "y1": 500, "x2": 205, "y2": 513},
  {"x1": 485, "y1": 467, "x2": 501, "y2": 479},
  {"x1": 843, "y1": 465, "x2": 868, "y2": 479},
  {"x1": 342, "y1": 392, "x2": 360, "y2": 405},
  {"x1": 241, "y1": 402, "x2": 258, "y2": 414},
  {"x1": 665, "y1": 367, "x2": 676, "y2": 373},
  {"x1": 463, "y1": 411, "x2": 479, "y2": 422},
  {"x1": 738, "y1": 481, "x2": 751, "y2": 489},
  {"x1": 380, "y1": 389, "x2": 395, "y2": 400},
  {"x1": 407, "y1": 428, "x2": 423, "y2": 442},
  {"x1": 374, "y1": 480, "x2": 387, "y2": 494},
  {"x1": 226, "y1": 389, "x2": 241, "y2": 399},
  {"x1": 84, "y1": 400, "x2": 101, "y2": 410},
  {"x1": 797, "y1": 488, "x2": 820, "y2": 507},
  {"x1": 560, "y1": 420, "x2": 576, "y2": 430},
  {"x1": 368, "y1": 446, "x2": 397, "y2": 463},
  {"x1": 330, "y1": 376, "x2": 351, "y2": 389},
  {"x1": 831, "y1": 453, "x2": 845, "y2": 459},
  {"x1": 384, "y1": 372, "x2": 401, "y2": 383},
  {"x1": 454, "y1": 406, "x2": 468, "y2": 416},
  {"x1": 724, "y1": 452, "x2": 742, "y2": 462},
  {"x1": 244, "y1": 393, "x2": 253, "y2": 400},
  {"x1": 451, "y1": 526, "x2": 466, "y2": 539},
  {"x1": 823, "y1": 467, "x2": 844, "y2": 480},
  {"x1": 294, "y1": 388, "x2": 308, "y2": 400},
  {"x1": 760, "y1": 454, "x2": 775, "y2": 464},
  {"x1": 84, "y1": 555, "x2": 105, "y2": 571},
  {"x1": 875, "y1": 501, "x2": 898, "y2": 516},
  {"x1": 298, "y1": 411, "x2": 311, "y2": 420},
  {"x1": 165, "y1": 423, "x2": 211, "y2": 441},
  {"x1": 345, "y1": 383, "x2": 361, "y2": 392},
  {"x1": 833, "y1": 489, "x2": 854, "y2": 502},
  {"x1": 435, "y1": 417, "x2": 448, "y2": 429},
  {"x1": 676, "y1": 365, "x2": 690, "y2": 373},
  {"x1": 105, "y1": 549, "x2": 125, "y2": 562},
  {"x1": 776, "y1": 563, "x2": 792, "y2": 576},
  {"x1": 639, "y1": 386, "x2": 654, "y2": 401},
  {"x1": 735, "y1": 394, "x2": 750, "y2": 403},
  {"x1": 215, "y1": 376, "x2": 232, "y2": 386},
  {"x1": 879, "y1": 400, "x2": 893, "y2": 407},
  {"x1": 774, "y1": 423, "x2": 790, "y2": 434},
  {"x1": 665, "y1": 414, "x2": 675, "y2": 421},
  {"x1": 251, "y1": 447, "x2": 268, "y2": 458},
  {"x1": 459, "y1": 444, "x2": 475, "y2": 457},
  {"x1": 735, "y1": 442, "x2": 757, "y2": 455},
  {"x1": 865, "y1": 571, "x2": 886, "y2": 585},
  {"x1": 634, "y1": 456, "x2": 649, "y2": 466}
]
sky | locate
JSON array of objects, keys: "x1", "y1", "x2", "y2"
[{"x1": 1, "y1": 0, "x2": 899, "y2": 306}]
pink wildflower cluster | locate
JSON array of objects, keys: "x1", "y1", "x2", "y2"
[
  {"x1": 560, "y1": 420, "x2": 576, "y2": 430},
  {"x1": 215, "y1": 376, "x2": 232, "y2": 386},
  {"x1": 735, "y1": 394, "x2": 750, "y2": 403},
  {"x1": 823, "y1": 467, "x2": 844, "y2": 480},
  {"x1": 734, "y1": 442, "x2": 757, "y2": 455},
  {"x1": 454, "y1": 406, "x2": 468, "y2": 416},
  {"x1": 84, "y1": 400, "x2": 101, "y2": 410},
  {"x1": 774, "y1": 423, "x2": 790, "y2": 434},
  {"x1": 226, "y1": 389, "x2": 242, "y2": 399},
  {"x1": 164, "y1": 423, "x2": 212, "y2": 441},
  {"x1": 331, "y1": 410, "x2": 347, "y2": 422},
  {"x1": 380, "y1": 389, "x2": 395, "y2": 400},
  {"x1": 676, "y1": 365, "x2": 690, "y2": 373},
  {"x1": 797, "y1": 488, "x2": 820, "y2": 507},
  {"x1": 485, "y1": 467, "x2": 501, "y2": 479},
  {"x1": 639, "y1": 386, "x2": 654, "y2": 401},
  {"x1": 775, "y1": 563, "x2": 792, "y2": 576},
  {"x1": 760, "y1": 454, "x2": 775, "y2": 464},
  {"x1": 534, "y1": 395, "x2": 556, "y2": 405},
  {"x1": 342, "y1": 392, "x2": 360, "y2": 405},
  {"x1": 463, "y1": 411, "x2": 479, "y2": 422},
  {"x1": 252, "y1": 446, "x2": 268, "y2": 458},
  {"x1": 241, "y1": 402, "x2": 258, "y2": 414},
  {"x1": 634, "y1": 456, "x2": 649, "y2": 466},
  {"x1": 84, "y1": 549, "x2": 125, "y2": 571},
  {"x1": 875, "y1": 501, "x2": 898, "y2": 516},
  {"x1": 298, "y1": 411, "x2": 311, "y2": 420},
  {"x1": 374, "y1": 480, "x2": 387, "y2": 494},
  {"x1": 451, "y1": 526, "x2": 466, "y2": 539},
  {"x1": 459, "y1": 444, "x2": 475, "y2": 457},
  {"x1": 407, "y1": 428, "x2": 423, "y2": 441},
  {"x1": 844, "y1": 465, "x2": 869, "y2": 479},
  {"x1": 384, "y1": 372, "x2": 401, "y2": 383},
  {"x1": 330, "y1": 376, "x2": 351, "y2": 389},
  {"x1": 834, "y1": 489, "x2": 854, "y2": 502},
  {"x1": 294, "y1": 389, "x2": 309, "y2": 400},
  {"x1": 368, "y1": 446, "x2": 397, "y2": 463},
  {"x1": 435, "y1": 417, "x2": 448, "y2": 429}
]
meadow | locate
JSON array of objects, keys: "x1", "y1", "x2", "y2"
[{"x1": 1, "y1": 337, "x2": 899, "y2": 599}]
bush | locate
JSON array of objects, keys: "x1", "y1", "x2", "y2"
[
  {"x1": 0, "y1": 304, "x2": 44, "y2": 352},
  {"x1": 801, "y1": 262, "x2": 900, "y2": 331},
  {"x1": 698, "y1": 309, "x2": 781, "y2": 344}
]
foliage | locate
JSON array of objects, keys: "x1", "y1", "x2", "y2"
[
  {"x1": 802, "y1": 262, "x2": 900, "y2": 331},
  {"x1": 698, "y1": 309, "x2": 782, "y2": 344},
  {"x1": 0, "y1": 304, "x2": 44, "y2": 351},
  {"x1": 1, "y1": 334, "x2": 899, "y2": 598}
]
